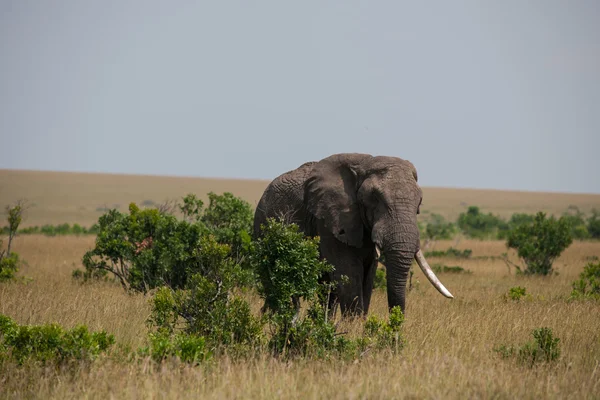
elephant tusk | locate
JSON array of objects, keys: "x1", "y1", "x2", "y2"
[
  {"x1": 375, "y1": 246, "x2": 382, "y2": 261},
  {"x1": 414, "y1": 250, "x2": 454, "y2": 299}
]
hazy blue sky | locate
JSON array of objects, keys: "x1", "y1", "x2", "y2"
[{"x1": 1, "y1": 1, "x2": 599, "y2": 193}]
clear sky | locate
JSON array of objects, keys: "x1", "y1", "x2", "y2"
[{"x1": 1, "y1": 1, "x2": 599, "y2": 193}]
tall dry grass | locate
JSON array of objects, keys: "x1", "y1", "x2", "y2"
[{"x1": 1, "y1": 236, "x2": 599, "y2": 399}]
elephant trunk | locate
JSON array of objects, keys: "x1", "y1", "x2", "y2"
[
  {"x1": 379, "y1": 223, "x2": 453, "y2": 313},
  {"x1": 383, "y1": 249, "x2": 415, "y2": 313}
]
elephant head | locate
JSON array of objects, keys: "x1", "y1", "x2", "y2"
[{"x1": 304, "y1": 153, "x2": 452, "y2": 312}]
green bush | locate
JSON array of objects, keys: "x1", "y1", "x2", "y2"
[
  {"x1": 505, "y1": 286, "x2": 527, "y2": 301},
  {"x1": 81, "y1": 204, "x2": 207, "y2": 291},
  {"x1": 587, "y1": 209, "x2": 600, "y2": 239},
  {"x1": 80, "y1": 193, "x2": 253, "y2": 293},
  {"x1": 249, "y1": 218, "x2": 407, "y2": 358},
  {"x1": 0, "y1": 314, "x2": 114, "y2": 365},
  {"x1": 506, "y1": 212, "x2": 573, "y2": 275},
  {"x1": 139, "y1": 330, "x2": 212, "y2": 365},
  {"x1": 497, "y1": 213, "x2": 535, "y2": 239},
  {"x1": 249, "y1": 218, "x2": 338, "y2": 355},
  {"x1": 431, "y1": 264, "x2": 471, "y2": 274},
  {"x1": 4, "y1": 223, "x2": 98, "y2": 236},
  {"x1": 562, "y1": 206, "x2": 589, "y2": 239},
  {"x1": 360, "y1": 306, "x2": 405, "y2": 352},
  {"x1": 424, "y1": 213, "x2": 456, "y2": 240},
  {"x1": 250, "y1": 218, "x2": 333, "y2": 318},
  {"x1": 1, "y1": 202, "x2": 26, "y2": 281},
  {"x1": 146, "y1": 235, "x2": 263, "y2": 355},
  {"x1": 571, "y1": 261, "x2": 600, "y2": 300},
  {"x1": 457, "y1": 206, "x2": 508, "y2": 239},
  {"x1": 495, "y1": 327, "x2": 560, "y2": 367},
  {"x1": 424, "y1": 247, "x2": 472, "y2": 259},
  {"x1": 200, "y1": 192, "x2": 253, "y2": 260},
  {"x1": 0, "y1": 249, "x2": 19, "y2": 281}
]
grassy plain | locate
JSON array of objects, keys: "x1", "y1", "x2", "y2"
[
  {"x1": 1, "y1": 236, "x2": 599, "y2": 399},
  {"x1": 1, "y1": 170, "x2": 600, "y2": 399},
  {"x1": 2, "y1": 169, "x2": 600, "y2": 227}
]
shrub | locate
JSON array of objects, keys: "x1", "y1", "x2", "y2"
[
  {"x1": 506, "y1": 212, "x2": 573, "y2": 275},
  {"x1": 250, "y1": 218, "x2": 333, "y2": 318},
  {"x1": 249, "y1": 218, "x2": 407, "y2": 358},
  {"x1": 16, "y1": 223, "x2": 99, "y2": 236},
  {"x1": 201, "y1": 192, "x2": 253, "y2": 260},
  {"x1": 570, "y1": 261, "x2": 600, "y2": 300},
  {"x1": 424, "y1": 214, "x2": 456, "y2": 241},
  {"x1": 457, "y1": 206, "x2": 508, "y2": 239},
  {"x1": 497, "y1": 213, "x2": 535, "y2": 239},
  {"x1": 147, "y1": 236, "x2": 263, "y2": 354},
  {"x1": 361, "y1": 306, "x2": 405, "y2": 352},
  {"x1": 431, "y1": 264, "x2": 471, "y2": 274},
  {"x1": 424, "y1": 247, "x2": 472, "y2": 259},
  {"x1": 494, "y1": 327, "x2": 560, "y2": 367},
  {"x1": 250, "y1": 218, "x2": 357, "y2": 357},
  {"x1": 1, "y1": 202, "x2": 26, "y2": 281},
  {"x1": 562, "y1": 206, "x2": 589, "y2": 239},
  {"x1": 268, "y1": 301, "x2": 344, "y2": 358},
  {"x1": 0, "y1": 314, "x2": 114, "y2": 365},
  {"x1": 81, "y1": 204, "x2": 208, "y2": 292},
  {"x1": 139, "y1": 330, "x2": 212, "y2": 365},
  {"x1": 0, "y1": 249, "x2": 19, "y2": 282},
  {"x1": 81, "y1": 192, "x2": 253, "y2": 292},
  {"x1": 587, "y1": 209, "x2": 600, "y2": 239},
  {"x1": 505, "y1": 286, "x2": 527, "y2": 301}
]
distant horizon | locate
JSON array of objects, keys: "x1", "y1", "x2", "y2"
[{"x1": 4, "y1": 167, "x2": 600, "y2": 196}]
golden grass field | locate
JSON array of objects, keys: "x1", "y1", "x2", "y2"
[{"x1": 1, "y1": 169, "x2": 600, "y2": 399}]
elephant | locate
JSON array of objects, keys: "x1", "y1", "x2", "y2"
[{"x1": 253, "y1": 153, "x2": 453, "y2": 317}]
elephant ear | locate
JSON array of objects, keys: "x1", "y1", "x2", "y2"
[{"x1": 304, "y1": 154, "x2": 371, "y2": 247}]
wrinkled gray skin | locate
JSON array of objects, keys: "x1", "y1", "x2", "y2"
[{"x1": 253, "y1": 153, "x2": 424, "y2": 317}]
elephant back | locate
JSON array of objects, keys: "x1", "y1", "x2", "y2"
[{"x1": 253, "y1": 161, "x2": 317, "y2": 238}]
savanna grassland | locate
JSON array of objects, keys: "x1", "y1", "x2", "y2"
[
  {"x1": 1, "y1": 169, "x2": 600, "y2": 399},
  {"x1": 2, "y1": 169, "x2": 600, "y2": 226}
]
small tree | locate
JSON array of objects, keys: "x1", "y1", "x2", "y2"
[
  {"x1": 506, "y1": 212, "x2": 573, "y2": 275},
  {"x1": 4, "y1": 200, "x2": 28, "y2": 256},
  {"x1": 1, "y1": 201, "x2": 28, "y2": 281}
]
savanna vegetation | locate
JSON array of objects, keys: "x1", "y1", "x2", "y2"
[{"x1": 1, "y1": 170, "x2": 599, "y2": 399}]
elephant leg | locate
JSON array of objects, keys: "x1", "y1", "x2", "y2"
[
  {"x1": 318, "y1": 232, "x2": 365, "y2": 317},
  {"x1": 362, "y1": 255, "x2": 378, "y2": 314}
]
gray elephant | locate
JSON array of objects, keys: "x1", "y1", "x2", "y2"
[{"x1": 253, "y1": 153, "x2": 453, "y2": 316}]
